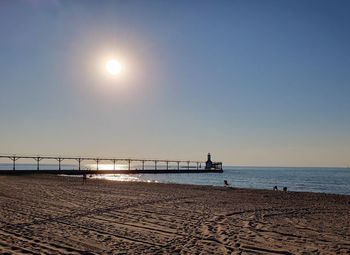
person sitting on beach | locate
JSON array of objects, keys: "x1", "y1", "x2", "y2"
[
  {"x1": 224, "y1": 180, "x2": 229, "y2": 187},
  {"x1": 273, "y1": 186, "x2": 278, "y2": 191},
  {"x1": 283, "y1": 187, "x2": 288, "y2": 192}
]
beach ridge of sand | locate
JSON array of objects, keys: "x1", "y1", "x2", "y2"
[{"x1": 0, "y1": 175, "x2": 349, "y2": 254}]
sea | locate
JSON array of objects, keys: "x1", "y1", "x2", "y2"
[{"x1": 1, "y1": 163, "x2": 349, "y2": 195}]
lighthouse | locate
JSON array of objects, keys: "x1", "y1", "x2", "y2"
[
  {"x1": 204, "y1": 153, "x2": 223, "y2": 171},
  {"x1": 205, "y1": 153, "x2": 213, "y2": 170}
]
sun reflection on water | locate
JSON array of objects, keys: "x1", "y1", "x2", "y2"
[
  {"x1": 78, "y1": 163, "x2": 159, "y2": 183},
  {"x1": 90, "y1": 174, "x2": 141, "y2": 182},
  {"x1": 89, "y1": 174, "x2": 158, "y2": 183}
]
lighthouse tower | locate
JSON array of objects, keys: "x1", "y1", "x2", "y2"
[{"x1": 205, "y1": 153, "x2": 213, "y2": 170}]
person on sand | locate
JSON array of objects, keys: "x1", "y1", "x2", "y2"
[
  {"x1": 224, "y1": 180, "x2": 229, "y2": 187},
  {"x1": 273, "y1": 186, "x2": 278, "y2": 191},
  {"x1": 82, "y1": 173, "x2": 87, "y2": 184}
]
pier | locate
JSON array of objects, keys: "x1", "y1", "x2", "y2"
[{"x1": 0, "y1": 154, "x2": 223, "y2": 175}]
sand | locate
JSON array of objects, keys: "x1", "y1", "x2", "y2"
[{"x1": 0, "y1": 175, "x2": 349, "y2": 255}]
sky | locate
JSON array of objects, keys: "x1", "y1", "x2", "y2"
[{"x1": 0, "y1": 0, "x2": 349, "y2": 167}]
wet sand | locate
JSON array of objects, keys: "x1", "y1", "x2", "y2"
[{"x1": 0, "y1": 175, "x2": 349, "y2": 254}]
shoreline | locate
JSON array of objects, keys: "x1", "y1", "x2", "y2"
[
  {"x1": 0, "y1": 169, "x2": 224, "y2": 175},
  {"x1": 1, "y1": 167, "x2": 349, "y2": 196},
  {"x1": 85, "y1": 174, "x2": 350, "y2": 197},
  {"x1": 2, "y1": 171, "x2": 350, "y2": 196},
  {"x1": 1, "y1": 174, "x2": 350, "y2": 254}
]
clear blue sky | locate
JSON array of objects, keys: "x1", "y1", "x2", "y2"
[{"x1": 1, "y1": 0, "x2": 349, "y2": 166}]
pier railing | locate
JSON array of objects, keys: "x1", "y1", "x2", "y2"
[{"x1": 0, "y1": 154, "x2": 223, "y2": 174}]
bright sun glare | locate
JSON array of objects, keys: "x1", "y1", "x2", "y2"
[{"x1": 106, "y1": 59, "x2": 122, "y2": 75}]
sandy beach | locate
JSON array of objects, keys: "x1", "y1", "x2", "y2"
[{"x1": 0, "y1": 175, "x2": 349, "y2": 254}]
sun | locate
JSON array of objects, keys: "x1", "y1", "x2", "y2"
[{"x1": 105, "y1": 59, "x2": 122, "y2": 75}]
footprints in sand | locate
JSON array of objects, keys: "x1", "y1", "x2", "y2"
[
  {"x1": 196, "y1": 201, "x2": 350, "y2": 255},
  {"x1": 0, "y1": 176, "x2": 350, "y2": 254}
]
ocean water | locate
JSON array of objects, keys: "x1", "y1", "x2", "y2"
[
  {"x1": 92, "y1": 167, "x2": 350, "y2": 195},
  {"x1": 0, "y1": 164, "x2": 349, "y2": 195}
]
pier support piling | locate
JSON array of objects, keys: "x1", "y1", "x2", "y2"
[
  {"x1": 96, "y1": 159, "x2": 100, "y2": 171},
  {"x1": 34, "y1": 157, "x2": 42, "y2": 171},
  {"x1": 76, "y1": 158, "x2": 82, "y2": 171},
  {"x1": 128, "y1": 160, "x2": 131, "y2": 171},
  {"x1": 57, "y1": 158, "x2": 64, "y2": 170},
  {"x1": 9, "y1": 156, "x2": 19, "y2": 171}
]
